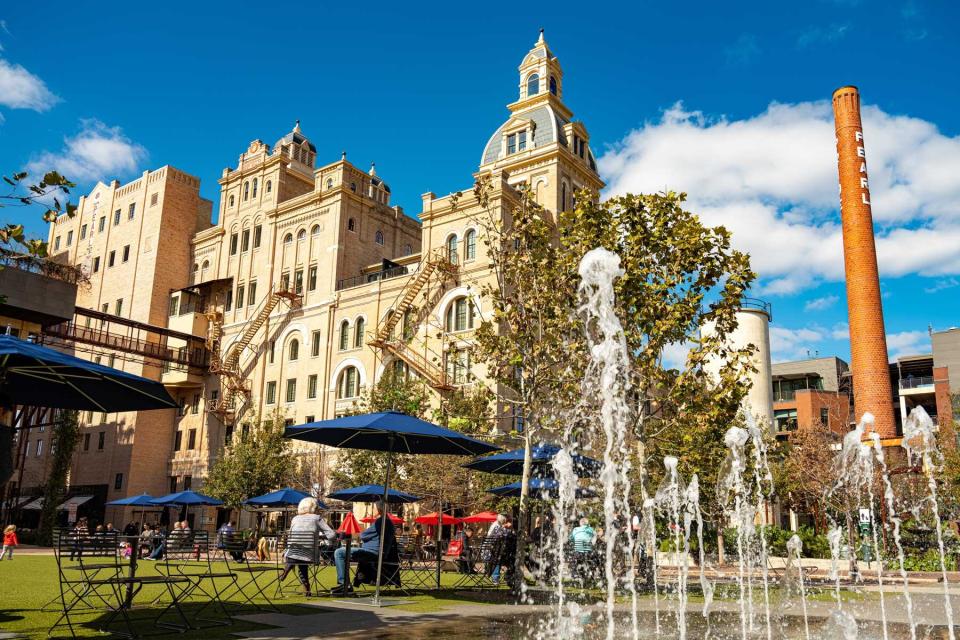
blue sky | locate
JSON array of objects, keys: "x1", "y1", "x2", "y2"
[{"x1": 1, "y1": 1, "x2": 958, "y2": 364}]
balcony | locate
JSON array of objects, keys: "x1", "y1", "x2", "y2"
[
  {"x1": 900, "y1": 376, "x2": 935, "y2": 390},
  {"x1": 0, "y1": 250, "x2": 80, "y2": 327},
  {"x1": 336, "y1": 265, "x2": 410, "y2": 291}
]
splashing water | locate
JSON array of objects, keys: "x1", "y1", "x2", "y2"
[
  {"x1": 719, "y1": 425, "x2": 752, "y2": 640},
  {"x1": 786, "y1": 534, "x2": 810, "y2": 640}
]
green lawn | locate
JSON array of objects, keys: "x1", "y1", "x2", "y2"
[{"x1": 0, "y1": 555, "x2": 503, "y2": 639}]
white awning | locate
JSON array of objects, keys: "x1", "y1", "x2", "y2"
[
  {"x1": 21, "y1": 497, "x2": 44, "y2": 510},
  {"x1": 12, "y1": 495, "x2": 36, "y2": 507},
  {"x1": 57, "y1": 495, "x2": 93, "y2": 510}
]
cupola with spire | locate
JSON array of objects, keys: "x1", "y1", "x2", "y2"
[
  {"x1": 516, "y1": 29, "x2": 563, "y2": 104},
  {"x1": 274, "y1": 119, "x2": 317, "y2": 169}
]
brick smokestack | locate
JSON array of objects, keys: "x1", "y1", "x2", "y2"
[{"x1": 832, "y1": 86, "x2": 896, "y2": 438}]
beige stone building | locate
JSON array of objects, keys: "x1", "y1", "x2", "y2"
[{"x1": 19, "y1": 33, "x2": 601, "y2": 528}]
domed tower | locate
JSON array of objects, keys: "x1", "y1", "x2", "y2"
[{"x1": 479, "y1": 30, "x2": 603, "y2": 216}]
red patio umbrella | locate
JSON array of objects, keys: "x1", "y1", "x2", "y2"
[
  {"x1": 361, "y1": 513, "x2": 403, "y2": 525},
  {"x1": 415, "y1": 512, "x2": 462, "y2": 526},
  {"x1": 463, "y1": 511, "x2": 499, "y2": 523},
  {"x1": 337, "y1": 513, "x2": 364, "y2": 592}
]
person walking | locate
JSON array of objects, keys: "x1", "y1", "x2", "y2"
[{"x1": 1, "y1": 525, "x2": 18, "y2": 560}]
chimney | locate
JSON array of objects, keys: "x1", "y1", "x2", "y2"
[{"x1": 832, "y1": 85, "x2": 896, "y2": 439}]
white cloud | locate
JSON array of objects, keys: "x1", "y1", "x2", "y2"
[
  {"x1": 661, "y1": 340, "x2": 693, "y2": 370},
  {"x1": 0, "y1": 58, "x2": 59, "y2": 111},
  {"x1": 769, "y1": 326, "x2": 824, "y2": 363},
  {"x1": 599, "y1": 100, "x2": 960, "y2": 294},
  {"x1": 804, "y1": 295, "x2": 840, "y2": 311},
  {"x1": 923, "y1": 278, "x2": 959, "y2": 294},
  {"x1": 27, "y1": 120, "x2": 147, "y2": 183},
  {"x1": 797, "y1": 23, "x2": 849, "y2": 48},
  {"x1": 830, "y1": 322, "x2": 850, "y2": 340},
  {"x1": 886, "y1": 330, "x2": 930, "y2": 359}
]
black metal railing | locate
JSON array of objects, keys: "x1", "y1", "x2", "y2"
[
  {"x1": 336, "y1": 265, "x2": 410, "y2": 291},
  {"x1": 740, "y1": 297, "x2": 772, "y2": 320},
  {"x1": 900, "y1": 376, "x2": 935, "y2": 390},
  {"x1": 0, "y1": 248, "x2": 85, "y2": 285}
]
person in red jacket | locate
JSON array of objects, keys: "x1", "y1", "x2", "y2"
[{"x1": 2, "y1": 524, "x2": 18, "y2": 560}]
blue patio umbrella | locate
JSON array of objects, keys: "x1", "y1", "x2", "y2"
[
  {"x1": 487, "y1": 478, "x2": 598, "y2": 500},
  {"x1": 150, "y1": 490, "x2": 223, "y2": 506},
  {"x1": 463, "y1": 443, "x2": 601, "y2": 478},
  {"x1": 327, "y1": 484, "x2": 420, "y2": 504},
  {"x1": 0, "y1": 335, "x2": 177, "y2": 412},
  {"x1": 244, "y1": 488, "x2": 326, "y2": 510},
  {"x1": 285, "y1": 411, "x2": 499, "y2": 606},
  {"x1": 106, "y1": 493, "x2": 160, "y2": 529}
]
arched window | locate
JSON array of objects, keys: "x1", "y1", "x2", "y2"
[
  {"x1": 465, "y1": 229, "x2": 476, "y2": 261},
  {"x1": 229, "y1": 195, "x2": 235, "y2": 207},
  {"x1": 265, "y1": 180, "x2": 272, "y2": 193},
  {"x1": 337, "y1": 366, "x2": 359, "y2": 399},
  {"x1": 375, "y1": 230, "x2": 384, "y2": 245},
  {"x1": 252, "y1": 178, "x2": 258, "y2": 198},
  {"x1": 354, "y1": 317, "x2": 365, "y2": 348},
  {"x1": 549, "y1": 76, "x2": 557, "y2": 95},
  {"x1": 311, "y1": 224, "x2": 320, "y2": 236},
  {"x1": 192, "y1": 263, "x2": 199, "y2": 282},
  {"x1": 350, "y1": 182, "x2": 357, "y2": 193},
  {"x1": 326, "y1": 178, "x2": 333, "y2": 190},
  {"x1": 338, "y1": 320, "x2": 350, "y2": 351},
  {"x1": 446, "y1": 234, "x2": 459, "y2": 265},
  {"x1": 289, "y1": 339, "x2": 299, "y2": 361},
  {"x1": 445, "y1": 296, "x2": 475, "y2": 332},
  {"x1": 297, "y1": 229, "x2": 306, "y2": 241},
  {"x1": 527, "y1": 73, "x2": 540, "y2": 97},
  {"x1": 283, "y1": 233, "x2": 293, "y2": 244},
  {"x1": 391, "y1": 359, "x2": 408, "y2": 380},
  {"x1": 243, "y1": 181, "x2": 249, "y2": 201},
  {"x1": 200, "y1": 260, "x2": 209, "y2": 280},
  {"x1": 347, "y1": 218, "x2": 356, "y2": 232},
  {"x1": 561, "y1": 183, "x2": 567, "y2": 212}
]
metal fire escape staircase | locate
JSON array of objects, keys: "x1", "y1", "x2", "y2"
[
  {"x1": 368, "y1": 251, "x2": 458, "y2": 391},
  {"x1": 206, "y1": 284, "x2": 301, "y2": 421}
]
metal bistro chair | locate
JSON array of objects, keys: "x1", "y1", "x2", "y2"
[
  {"x1": 275, "y1": 530, "x2": 337, "y2": 597},
  {"x1": 218, "y1": 532, "x2": 281, "y2": 612},
  {"x1": 454, "y1": 535, "x2": 505, "y2": 589},
  {"x1": 48, "y1": 529, "x2": 122, "y2": 625},
  {"x1": 395, "y1": 534, "x2": 436, "y2": 589},
  {"x1": 159, "y1": 530, "x2": 236, "y2": 627},
  {"x1": 51, "y1": 531, "x2": 192, "y2": 639}
]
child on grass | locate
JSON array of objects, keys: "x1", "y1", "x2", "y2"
[{"x1": 2, "y1": 524, "x2": 18, "y2": 560}]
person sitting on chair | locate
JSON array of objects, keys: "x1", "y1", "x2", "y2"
[
  {"x1": 279, "y1": 497, "x2": 337, "y2": 597},
  {"x1": 333, "y1": 501, "x2": 398, "y2": 594}
]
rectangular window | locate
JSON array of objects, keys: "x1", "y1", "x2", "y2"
[
  {"x1": 820, "y1": 407, "x2": 830, "y2": 427},
  {"x1": 115, "y1": 298, "x2": 123, "y2": 315},
  {"x1": 169, "y1": 295, "x2": 179, "y2": 317},
  {"x1": 178, "y1": 397, "x2": 187, "y2": 417},
  {"x1": 280, "y1": 272, "x2": 290, "y2": 291},
  {"x1": 225, "y1": 289, "x2": 233, "y2": 312},
  {"x1": 150, "y1": 193, "x2": 158, "y2": 207},
  {"x1": 266, "y1": 381, "x2": 276, "y2": 404},
  {"x1": 305, "y1": 415, "x2": 315, "y2": 423},
  {"x1": 188, "y1": 429, "x2": 197, "y2": 450},
  {"x1": 191, "y1": 393, "x2": 200, "y2": 414},
  {"x1": 507, "y1": 133, "x2": 516, "y2": 155},
  {"x1": 307, "y1": 374, "x2": 318, "y2": 399},
  {"x1": 183, "y1": 475, "x2": 192, "y2": 490},
  {"x1": 225, "y1": 424, "x2": 234, "y2": 445},
  {"x1": 269, "y1": 340, "x2": 275, "y2": 364},
  {"x1": 114, "y1": 209, "x2": 121, "y2": 225},
  {"x1": 98, "y1": 431, "x2": 105, "y2": 450},
  {"x1": 170, "y1": 476, "x2": 178, "y2": 494},
  {"x1": 80, "y1": 224, "x2": 87, "y2": 240},
  {"x1": 308, "y1": 266, "x2": 317, "y2": 291},
  {"x1": 128, "y1": 203, "x2": 136, "y2": 220},
  {"x1": 285, "y1": 378, "x2": 296, "y2": 403},
  {"x1": 253, "y1": 225, "x2": 262, "y2": 248},
  {"x1": 122, "y1": 245, "x2": 130, "y2": 262},
  {"x1": 54, "y1": 236, "x2": 61, "y2": 251},
  {"x1": 518, "y1": 130, "x2": 527, "y2": 151},
  {"x1": 66, "y1": 230, "x2": 73, "y2": 246},
  {"x1": 236, "y1": 285, "x2": 245, "y2": 309},
  {"x1": 93, "y1": 256, "x2": 100, "y2": 272},
  {"x1": 174, "y1": 430, "x2": 182, "y2": 451},
  {"x1": 83, "y1": 433, "x2": 90, "y2": 451},
  {"x1": 294, "y1": 269, "x2": 303, "y2": 294},
  {"x1": 36, "y1": 440, "x2": 43, "y2": 456},
  {"x1": 98, "y1": 216, "x2": 106, "y2": 232},
  {"x1": 114, "y1": 473, "x2": 123, "y2": 490},
  {"x1": 109, "y1": 354, "x2": 115, "y2": 368},
  {"x1": 229, "y1": 233, "x2": 238, "y2": 255},
  {"x1": 241, "y1": 229, "x2": 250, "y2": 252},
  {"x1": 311, "y1": 330, "x2": 321, "y2": 357},
  {"x1": 248, "y1": 281, "x2": 257, "y2": 306}
]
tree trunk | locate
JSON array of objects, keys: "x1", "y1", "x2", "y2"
[
  {"x1": 38, "y1": 410, "x2": 80, "y2": 546},
  {"x1": 512, "y1": 429, "x2": 534, "y2": 595}
]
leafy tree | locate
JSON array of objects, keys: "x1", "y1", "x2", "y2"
[
  {"x1": 771, "y1": 426, "x2": 844, "y2": 533},
  {"x1": 37, "y1": 410, "x2": 80, "y2": 545},
  {"x1": 204, "y1": 411, "x2": 294, "y2": 513},
  {"x1": 1, "y1": 170, "x2": 77, "y2": 257}
]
